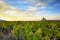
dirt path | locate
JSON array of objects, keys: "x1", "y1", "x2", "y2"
[{"x1": 0, "y1": 30, "x2": 16, "y2": 40}]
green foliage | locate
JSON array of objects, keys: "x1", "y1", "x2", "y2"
[
  {"x1": 0, "y1": 21, "x2": 60, "y2": 40},
  {"x1": 11, "y1": 25, "x2": 20, "y2": 40}
]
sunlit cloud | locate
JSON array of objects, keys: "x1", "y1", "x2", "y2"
[{"x1": 2, "y1": 10, "x2": 18, "y2": 16}]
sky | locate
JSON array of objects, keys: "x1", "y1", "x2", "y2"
[{"x1": 0, "y1": 0, "x2": 60, "y2": 21}]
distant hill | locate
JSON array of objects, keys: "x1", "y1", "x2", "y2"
[{"x1": 0, "y1": 19, "x2": 6, "y2": 21}]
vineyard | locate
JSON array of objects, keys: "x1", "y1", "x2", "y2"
[{"x1": 0, "y1": 20, "x2": 60, "y2": 40}]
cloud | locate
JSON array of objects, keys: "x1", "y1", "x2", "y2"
[
  {"x1": 2, "y1": 10, "x2": 18, "y2": 16},
  {"x1": 0, "y1": 0, "x2": 40, "y2": 19},
  {"x1": 54, "y1": 3, "x2": 60, "y2": 7},
  {"x1": 25, "y1": 0, "x2": 54, "y2": 8},
  {"x1": 4, "y1": 0, "x2": 59, "y2": 12},
  {"x1": 4, "y1": 0, "x2": 54, "y2": 10},
  {"x1": 2, "y1": 10, "x2": 38, "y2": 17},
  {"x1": 0, "y1": 0, "x2": 46, "y2": 17},
  {"x1": 26, "y1": 6, "x2": 37, "y2": 11},
  {"x1": 0, "y1": 10, "x2": 42, "y2": 21}
]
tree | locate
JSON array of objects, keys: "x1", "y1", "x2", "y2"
[{"x1": 41, "y1": 17, "x2": 46, "y2": 21}]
